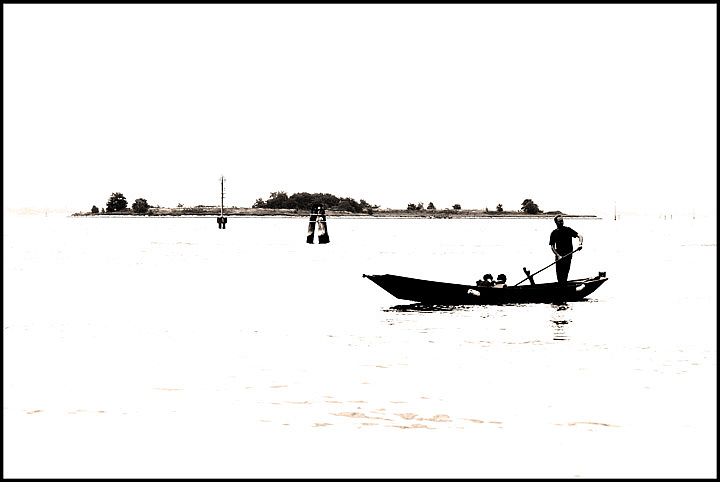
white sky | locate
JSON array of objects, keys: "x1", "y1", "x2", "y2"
[{"x1": 3, "y1": 4, "x2": 717, "y2": 218}]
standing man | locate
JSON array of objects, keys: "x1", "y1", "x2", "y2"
[{"x1": 549, "y1": 215, "x2": 583, "y2": 284}]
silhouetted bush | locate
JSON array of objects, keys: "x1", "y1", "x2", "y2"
[
  {"x1": 132, "y1": 198, "x2": 150, "y2": 213},
  {"x1": 106, "y1": 192, "x2": 128, "y2": 212}
]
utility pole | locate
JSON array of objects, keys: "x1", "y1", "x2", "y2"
[{"x1": 217, "y1": 176, "x2": 227, "y2": 229}]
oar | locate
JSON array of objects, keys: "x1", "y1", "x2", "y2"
[{"x1": 513, "y1": 246, "x2": 583, "y2": 286}]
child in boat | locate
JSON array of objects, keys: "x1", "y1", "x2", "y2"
[
  {"x1": 476, "y1": 273, "x2": 506, "y2": 287},
  {"x1": 493, "y1": 274, "x2": 507, "y2": 287}
]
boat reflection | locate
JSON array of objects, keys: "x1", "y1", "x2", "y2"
[
  {"x1": 550, "y1": 302, "x2": 572, "y2": 341},
  {"x1": 384, "y1": 303, "x2": 469, "y2": 313}
]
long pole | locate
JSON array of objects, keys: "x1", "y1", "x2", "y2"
[
  {"x1": 513, "y1": 246, "x2": 583, "y2": 286},
  {"x1": 220, "y1": 175, "x2": 225, "y2": 217}
]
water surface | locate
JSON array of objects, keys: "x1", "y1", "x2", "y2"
[{"x1": 3, "y1": 214, "x2": 716, "y2": 477}]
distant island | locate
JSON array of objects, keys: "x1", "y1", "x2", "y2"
[
  {"x1": 72, "y1": 191, "x2": 597, "y2": 218},
  {"x1": 72, "y1": 205, "x2": 596, "y2": 218}
]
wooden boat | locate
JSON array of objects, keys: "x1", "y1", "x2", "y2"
[{"x1": 362, "y1": 272, "x2": 608, "y2": 305}]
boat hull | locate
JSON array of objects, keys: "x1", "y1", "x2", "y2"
[{"x1": 363, "y1": 273, "x2": 608, "y2": 305}]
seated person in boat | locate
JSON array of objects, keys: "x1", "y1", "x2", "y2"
[
  {"x1": 476, "y1": 273, "x2": 494, "y2": 286},
  {"x1": 476, "y1": 273, "x2": 506, "y2": 287}
]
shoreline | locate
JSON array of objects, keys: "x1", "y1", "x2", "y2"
[{"x1": 71, "y1": 207, "x2": 599, "y2": 219}]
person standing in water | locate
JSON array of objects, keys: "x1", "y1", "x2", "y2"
[{"x1": 549, "y1": 215, "x2": 583, "y2": 284}]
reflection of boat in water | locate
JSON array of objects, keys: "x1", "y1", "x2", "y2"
[{"x1": 363, "y1": 273, "x2": 608, "y2": 305}]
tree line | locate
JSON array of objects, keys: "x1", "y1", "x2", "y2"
[
  {"x1": 253, "y1": 193, "x2": 542, "y2": 214},
  {"x1": 93, "y1": 191, "x2": 379, "y2": 215},
  {"x1": 90, "y1": 192, "x2": 150, "y2": 214},
  {"x1": 406, "y1": 199, "x2": 543, "y2": 214},
  {"x1": 92, "y1": 192, "x2": 544, "y2": 215},
  {"x1": 253, "y1": 191, "x2": 378, "y2": 214}
]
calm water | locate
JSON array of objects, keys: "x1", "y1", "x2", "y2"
[{"x1": 4, "y1": 214, "x2": 717, "y2": 477}]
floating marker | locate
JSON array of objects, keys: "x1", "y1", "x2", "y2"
[
  {"x1": 317, "y1": 205, "x2": 330, "y2": 244},
  {"x1": 306, "y1": 203, "x2": 330, "y2": 244},
  {"x1": 306, "y1": 204, "x2": 319, "y2": 243}
]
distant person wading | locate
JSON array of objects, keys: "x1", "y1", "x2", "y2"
[{"x1": 549, "y1": 215, "x2": 583, "y2": 284}]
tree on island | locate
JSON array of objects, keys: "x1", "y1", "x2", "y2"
[
  {"x1": 496, "y1": 204, "x2": 503, "y2": 212},
  {"x1": 521, "y1": 199, "x2": 542, "y2": 214},
  {"x1": 427, "y1": 202, "x2": 436, "y2": 210},
  {"x1": 132, "y1": 198, "x2": 150, "y2": 214},
  {"x1": 106, "y1": 192, "x2": 128, "y2": 212},
  {"x1": 337, "y1": 199, "x2": 360, "y2": 212},
  {"x1": 91, "y1": 205, "x2": 99, "y2": 214},
  {"x1": 264, "y1": 191, "x2": 290, "y2": 209},
  {"x1": 453, "y1": 204, "x2": 462, "y2": 210},
  {"x1": 253, "y1": 191, "x2": 375, "y2": 213},
  {"x1": 356, "y1": 199, "x2": 375, "y2": 214}
]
